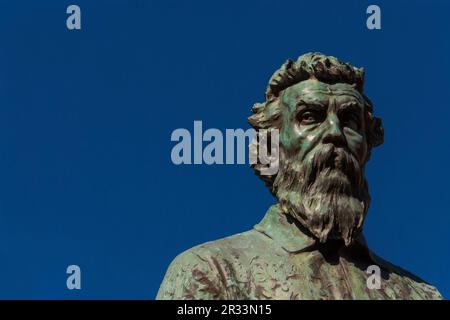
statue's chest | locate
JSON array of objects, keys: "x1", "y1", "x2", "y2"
[{"x1": 224, "y1": 252, "x2": 401, "y2": 300}]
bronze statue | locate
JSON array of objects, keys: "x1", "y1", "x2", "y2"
[{"x1": 157, "y1": 53, "x2": 443, "y2": 300}]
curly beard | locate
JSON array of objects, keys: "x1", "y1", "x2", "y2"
[{"x1": 273, "y1": 143, "x2": 370, "y2": 245}]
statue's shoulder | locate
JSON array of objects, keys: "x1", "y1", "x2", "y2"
[
  {"x1": 184, "y1": 228, "x2": 269, "y2": 259},
  {"x1": 156, "y1": 229, "x2": 267, "y2": 299},
  {"x1": 368, "y1": 250, "x2": 444, "y2": 300},
  {"x1": 166, "y1": 228, "x2": 268, "y2": 272}
]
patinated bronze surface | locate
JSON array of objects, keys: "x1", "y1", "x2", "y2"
[{"x1": 157, "y1": 53, "x2": 443, "y2": 300}]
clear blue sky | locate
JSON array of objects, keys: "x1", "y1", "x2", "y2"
[{"x1": 0, "y1": 0, "x2": 448, "y2": 299}]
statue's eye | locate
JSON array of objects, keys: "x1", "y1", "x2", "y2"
[
  {"x1": 342, "y1": 112, "x2": 360, "y2": 131},
  {"x1": 298, "y1": 110, "x2": 324, "y2": 125}
]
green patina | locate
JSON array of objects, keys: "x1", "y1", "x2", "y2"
[
  {"x1": 157, "y1": 53, "x2": 443, "y2": 300},
  {"x1": 157, "y1": 205, "x2": 442, "y2": 300}
]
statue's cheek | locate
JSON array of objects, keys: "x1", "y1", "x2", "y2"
[
  {"x1": 343, "y1": 127, "x2": 367, "y2": 162},
  {"x1": 281, "y1": 124, "x2": 321, "y2": 156}
]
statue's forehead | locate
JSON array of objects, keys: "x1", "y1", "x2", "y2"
[{"x1": 282, "y1": 79, "x2": 364, "y2": 104}]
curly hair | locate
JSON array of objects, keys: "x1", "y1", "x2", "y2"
[{"x1": 248, "y1": 52, "x2": 384, "y2": 191}]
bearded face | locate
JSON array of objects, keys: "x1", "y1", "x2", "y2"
[{"x1": 273, "y1": 79, "x2": 371, "y2": 245}]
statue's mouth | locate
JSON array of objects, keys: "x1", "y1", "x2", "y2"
[
  {"x1": 302, "y1": 146, "x2": 360, "y2": 195},
  {"x1": 324, "y1": 150, "x2": 338, "y2": 170}
]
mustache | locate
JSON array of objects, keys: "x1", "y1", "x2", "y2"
[
  {"x1": 274, "y1": 144, "x2": 370, "y2": 245},
  {"x1": 303, "y1": 144, "x2": 363, "y2": 191}
]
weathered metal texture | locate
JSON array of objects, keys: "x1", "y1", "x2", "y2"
[
  {"x1": 157, "y1": 205, "x2": 442, "y2": 300},
  {"x1": 157, "y1": 53, "x2": 443, "y2": 300}
]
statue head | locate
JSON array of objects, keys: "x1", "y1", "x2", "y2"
[{"x1": 249, "y1": 53, "x2": 384, "y2": 245}]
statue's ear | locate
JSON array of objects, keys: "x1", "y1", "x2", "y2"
[{"x1": 368, "y1": 115, "x2": 384, "y2": 148}]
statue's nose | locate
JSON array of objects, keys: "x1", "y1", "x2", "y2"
[{"x1": 322, "y1": 114, "x2": 346, "y2": 147}]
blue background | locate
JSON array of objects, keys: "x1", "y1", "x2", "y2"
[{"x1": 0, "y1": 0, "x2": 448, "y2": 299}]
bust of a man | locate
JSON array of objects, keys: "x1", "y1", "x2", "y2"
[{"x1": 157, "y1": 53, "x2": 443, "y2": 300}]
